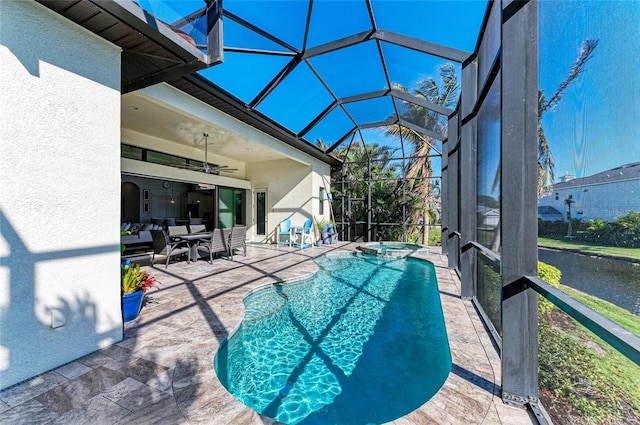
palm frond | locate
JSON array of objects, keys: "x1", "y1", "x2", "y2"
[{"x1": 541, "y1": 39, "x2": 599, "y2": 112}]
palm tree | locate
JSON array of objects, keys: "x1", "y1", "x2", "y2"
[
  {"x1": 332, "y1": 140, "x2": 401, "y2": 240},
  {"x1": 487, "y1": 38, "x2": 598, "y2": 251},
  {"x1": 315, "y1": 138, "x2": 327, "y2": 151},
  {"x1": 538, "y1": 38, "x2": 599, "y2": 197},
  {"x1": 383, "y1": 63, "x2": 460, "y2": 243}
]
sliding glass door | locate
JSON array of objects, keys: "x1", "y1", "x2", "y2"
[{"x1": 218, "y1": 187, "x2": 246, "y2": 228}]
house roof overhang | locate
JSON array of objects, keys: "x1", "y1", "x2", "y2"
[
  {"x1": 35, "y1": 0, "x2": 342, "y2": 168},
  {"x1": 35, "y1": 0, "x2": 217, "y2": 93}
]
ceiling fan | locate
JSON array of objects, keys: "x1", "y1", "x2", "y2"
[{"x1": 188, "y1": 133, "x2": 237, "y2": 174}]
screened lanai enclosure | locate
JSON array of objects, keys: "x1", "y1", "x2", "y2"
[
  {"x1": 129, "y1": 0, "x2": 486, "y2": 244},
  {"x1": 40, "y1": 0, "x2": 639, "y2": 421}
]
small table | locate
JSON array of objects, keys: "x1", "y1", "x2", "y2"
[
  {"x1": 173, "y1": 232, "x2": 212, "y2": 262},
  {"x1": 289, "y1": 226, "x2": 303, "y2": 247}
]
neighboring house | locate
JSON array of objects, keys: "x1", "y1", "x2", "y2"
[
  {"x1": 538, "y1": 162, "x2": 640, "y2": 222},
  {"x1": 477, "y1": 206, "x2": 500, "y2": 228},
  {"x1": 1, "y1": 1, "x2": 338, "y2": 389},
  {"x1": 537, "y1": 206, "x2": 564, "y2": 222}
]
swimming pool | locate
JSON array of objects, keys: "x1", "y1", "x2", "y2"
[{"x1": 214, "y1": 254, "x2": 451, "y2": 424}]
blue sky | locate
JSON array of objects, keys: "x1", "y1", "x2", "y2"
[{"x1": 539, "y1": 0, "x2": 640, "y2": 180}]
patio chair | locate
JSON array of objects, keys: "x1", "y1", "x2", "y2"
[
  {"x1": 150, "y1": 230, "x2": 191, "y2": 269},
  {"x1": 294, "y1": 218, "x2": 314, "y2": 249},
  {"x1": 189, "y1": 224, "x2": 207, "y2": 233},
  {"x1": 196, "y1": 228, "x2": 228, "y2": 264},
  {"x1": 228, "y1": 225, "x2": 247, "y2": 260},
  {"x1": 276, "y1": 218, "x2": 292, "y2": 247},
  {"x1": 168, "y1": 225, "x2": 188, "y2": 236}
]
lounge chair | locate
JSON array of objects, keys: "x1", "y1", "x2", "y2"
[
  {"x1": 150, "y1": 230, "x2": 191, "y2": 268},
  {"x1": 196, "y1": 228, "x2": 228, "y2": 263},
  {"x1": 276, "y1": 218, "x2": 292, "y2": 247},
  {"x1": 228, "y1": 225, "x2": 247, "y2": 260}
]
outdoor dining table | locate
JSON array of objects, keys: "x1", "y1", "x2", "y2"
[{"x1": 171, "y1": 232, "x2": 212, "y2": 262}]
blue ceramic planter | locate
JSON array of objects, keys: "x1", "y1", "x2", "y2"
[{"x1": 122, "y1": 290, "x2": 144, "y2": 322}]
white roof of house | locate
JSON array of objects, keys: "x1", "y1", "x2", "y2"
[{"x1": 552, "y1": 162, "x2": 640, "y2": 190}]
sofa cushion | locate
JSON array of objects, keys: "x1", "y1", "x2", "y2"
[{"x1": 141, "y1": 223, "x2": 154, "y2": 231}]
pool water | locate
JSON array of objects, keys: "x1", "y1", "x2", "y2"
[{"x1": 214, "y1": 254, "x2": 451, "y2": 424}]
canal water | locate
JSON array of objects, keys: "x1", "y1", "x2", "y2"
[{"x1": 538, "y1": 248, "x2": 640, "y2": 316}]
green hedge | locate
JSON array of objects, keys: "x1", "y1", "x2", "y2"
[
  {"x1": 538, "y1": 261, "x2": 561, "y2": 315},
  {"x1": 538, "y1": 211, "x2": 640, "y2": 248}
]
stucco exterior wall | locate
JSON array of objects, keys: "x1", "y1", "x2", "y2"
[
  {"x1": 0, "y1": 1, "x2": 122, "y2": 389},
  {"x1": 247, "y1": 160, "x2": 331, "y2": 243}
]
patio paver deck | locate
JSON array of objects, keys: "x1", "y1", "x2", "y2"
[{"x1": 0, "y1": 242, "x2": 536, "y2": 424}]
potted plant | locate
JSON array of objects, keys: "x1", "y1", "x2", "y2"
[
  {"x1": 314, "y1": 217, "x2": 326, "y2": 246},
  {"x1": 121, "y1": 260, "x2": 159, "y2": 322}
]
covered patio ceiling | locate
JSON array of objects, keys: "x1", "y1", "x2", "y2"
[{"x1": 121, "y1": 91, "x2": 293, "y2": 165}]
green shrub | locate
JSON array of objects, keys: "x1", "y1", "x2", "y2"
[
  {"x1": 538, "y1": 261, "x2": 561, "y2": 315},
  {"x1": 540, "y1": 211, "x2": 640, "y2": 248},
  {"x1": 428, "y1": 231, "x2": 441, "y2": 246},
  {"x1": 538, "y1": 219, "x2": 569, "y2": 236}
]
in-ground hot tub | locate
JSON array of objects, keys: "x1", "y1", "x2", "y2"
[{"x1": 357, "y1": 242, "x2": 429, "y2": 258}]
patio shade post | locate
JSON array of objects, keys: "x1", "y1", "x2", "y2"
[
  {"x1": 446, "y1": 119, "x2": 460, "y2": 270},
  {"x1": 205, "y1": 0, "x2": 224, "y2": 65},
  {"x1": 459, "y1": 55, "x2": 477, "y2": 300},
  {"x1": 500, "y1": 0, "x2": 540, "y2": 406}
]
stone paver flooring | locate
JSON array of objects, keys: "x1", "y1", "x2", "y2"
[{"x1": 0, "y1": 242, "x2": 536, "y2": 424}]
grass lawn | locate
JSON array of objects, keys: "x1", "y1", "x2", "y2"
[
  {"x1": 561, "y1": 286, "x2": 640, "y2": 335},
  {"x1": 539, "y1": 285, "x2": 640, "y2": 424},
  {"x1": 538, "y1": 236, "x2": 640, "y2": 261}
]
